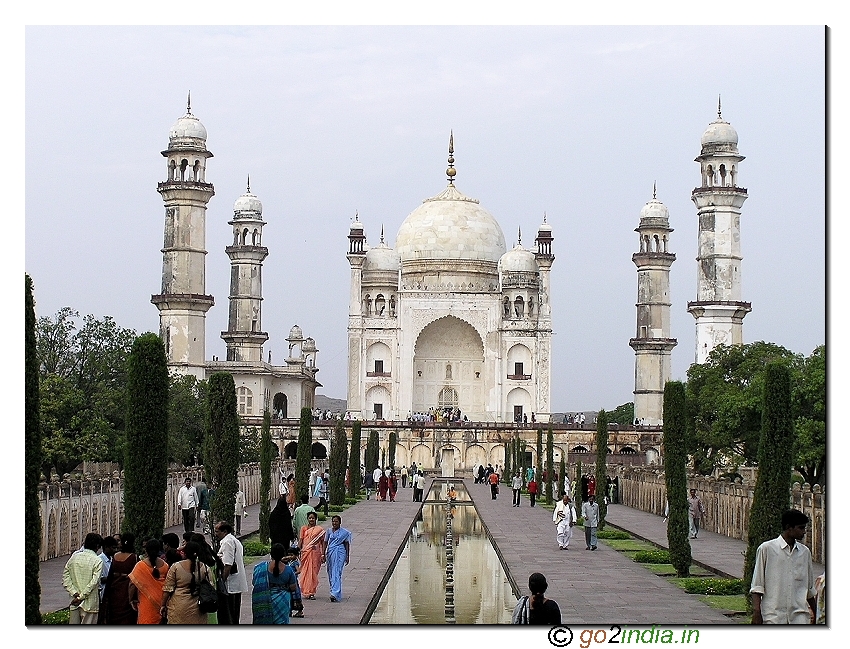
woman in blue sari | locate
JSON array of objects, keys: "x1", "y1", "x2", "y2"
[
  {"x1": 322, "y1": 515, "x2": 352, "y2": 602},
  {"x1": 252, "y1": 543, "x2": 298, "y2": 624}
]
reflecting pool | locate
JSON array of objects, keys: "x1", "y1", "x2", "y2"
[{"x1": 368, "y1": 481, "x2": 515, "y2": 624}]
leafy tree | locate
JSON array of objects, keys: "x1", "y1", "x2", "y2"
[
  {"x1": 388, "y1": 431, "x2": 397, "y2": 468},
  {"x1": 365, "y1": 429, "x2": 379, "y2": 474},
  {"x1": 504, "y1": 437, "x2": 512, "y2": 482},
  {"x1": 25, "y1": 275, "x2": 42, "y2": 625},
  {"x1": 575, "y1": 459, "x2": 583, "y2": 503},
  {"x1": 167, "y1": 374, "x2": 207, "y2": 465},
  {"x1": 536, "y1": 428, "x2": 543, "y2": 484},
  {"x1": 595, "y1": 409, "x2": 609, "y2": 529},
  {"x1": 663, "y1": 381, "x2": 691, "y2": 577},
  {"x1": 240, "y1": 426, "x2": 261, "y2": 464},
  {"x1": 685, "y1": 342, "x2": 799, "y2": 475},
  {"x1": 609, "y1": 402, "x2": 635, "y2": 427},
  {"x1": 545, "y1": 425, "x2": 554, "y2": 504},
  {"x1": 744, "y1": 362, "x2": 795, "y2": 611},
  {"x1": 294, "y1": 407, "x2": 313, "y2": 501},
  {"x1": 259, "y1": 409, "x2": 273, "y2": 544},
  {"x1": 792, "y1": 345, "x2": 825, "y2": 485},
  {"x1": 205, "y1": 373, "x2": 241, "y2": 531},
  {"x1": 36, "y1": 308, "x2": 136, "y2": 473},
  {"x1": 123, "y1": 333, "x2": 169, "y2": 552},
  {"x1": 348, "y1": 421, "x2": 362, "y2": 498},
  {"x1": 558, "y1": 456, "x2": 565, "y2": 499},
  {"x1": 329, "y1": 419, "x2": 348, "y2": 505}
]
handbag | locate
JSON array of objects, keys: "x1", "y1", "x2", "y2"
[{"x1": 196, "y1": 566, "x2": 219, "y2": 613}]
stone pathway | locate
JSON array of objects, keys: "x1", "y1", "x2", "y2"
[{"x1": 41, "y1": 483, "x2": 816, "y2": 625}]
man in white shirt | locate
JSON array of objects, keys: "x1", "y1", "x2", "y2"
[
  {"x1": 750, "y1": 509, "x2": 816, "y2": 624},
  {"x1": 372, "y1": 466, "x2": 383, "y2": 486},
  {"x1": 62, "y1": 533, "x2": 103, "y2": 624},
  {"x1": 215, "y1": 521, "x2": 248, "y2": 624},
  {"x1": 553, "y1": 493, "x2": 578, "y2": 550},
  {"x1": 177, "y1": 477, "x2": 198, "y2": 533},
  {"x1": 309, "y1": 468, "x2": 318, "y2": 496},
  {"x1": 511, "y1": 472, "x2": 523, "y2": 507},
  {"x1": 234, "y1": 488, "x2": 246, "y2": 534},
  {"x1": 581, "y1": 494, "x2": 600, "y2": 550}
]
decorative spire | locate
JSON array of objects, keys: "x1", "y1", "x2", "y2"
[
  {"x1": 653, "y1": 181, "x2": 657, "y2": 200},
  {"x1": 717, "y1": 94, "x2": 722, "y2": 120},
  {"x1": 354, "y1": 210, "x2": 359, "y2": 222},
  {"x1": 446, "y1": 130, "x2": 456, "y2": 185},
  {"x1": 187, "y1": 91, "x2": 192, "y2": 115},
  {"x1": 247, "y1": 174, "x2": 251, "y2": 193},
  {"x1": 380, "y1": 225, "x2": 385, "y2": 244},
  {"x1": 517, "y1": 226, "x2": 522, "y2": 246},
  {"x1": 543, "y1": 211, "x2": 547, "y2": 224}
]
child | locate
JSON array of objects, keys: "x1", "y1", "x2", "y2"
[{"x1": 286, "y1": 544, "x2": 304, "y2": 618}]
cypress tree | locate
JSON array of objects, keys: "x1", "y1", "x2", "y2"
[
  {"x1": 25, "y1": 275, "x2": 42, "y2": 625},
  {"x1": 520, "y1": 440, "x2": 528, "y2": 484},
  {"x1": 744, "y1": 362, "x2": 795, "y2": 610},
  {"x1": 545, "y1": 425, "x2": 554, "y2": 504},
  {"x1": 123, "y1": 333, "x2": 169, "y2": 552},
  {"x1": 558, "y1": 456, "x2": 566, "y2": 500},
  {"x1": 388, "y1": 431, "x2": 397, "y2": 468},
  {"x1": 576, "y1": 459, "x2": 583, "y2": 503},
  {"x1": 259, "y1": 409, "x2": 273, "y2": 544},
  {"x1": 504, "y1": 438, "x2": 512, "y2": 482},
  {"x1": 295, "y1": 407, "x2": 313, "y2": 502},
  {"x1": 595, "y1": 409, "x2": 609, "y2": 530},
  {"x1": 536, "y1": 427, "x2": 543, "y2": 484},
  {"x1": 348, "y1": 420, "x2": 362, "y2": 498},
  {"x1": 663, "y1": 381, "x2": 691, "y2": 577},
  {"x1": 329, "y1": 419, "x2": 348, "y2": 505},
  {"x1": 205, "y1": 372, "x2": 240, "y2": 532},
  {"x1": 365, "y1": 429, "x2": 379, "y2": 474}
]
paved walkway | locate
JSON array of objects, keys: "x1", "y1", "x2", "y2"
[{"x1": 41, "y1": 484, "x2": 821, "y2": 625}]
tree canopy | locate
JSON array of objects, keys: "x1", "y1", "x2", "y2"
[
  {"x1": 608, "y1": 402, "x2": 635, "y2": 427},
  {"x1": 685, "y1": 342, "x2": 825, "y2": 485}
]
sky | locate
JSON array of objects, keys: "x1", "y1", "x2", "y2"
[{"x1": 22, "y1": 25, "x2": 826, "y2": 412}]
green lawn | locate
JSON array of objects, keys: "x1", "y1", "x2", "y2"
[
  {"x1": 697, "y1": 594, "x2": 747, "y2": 613},
  {"x1": 601, "y1": 539, "x2": 657, "y2": 552},
  {"x1": 641, "y1": 563, "x2": 714, "y2": 576}
]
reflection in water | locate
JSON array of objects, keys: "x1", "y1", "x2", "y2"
[{"x1": 369, "y1": 482, "x2": 515, "y2": 624}]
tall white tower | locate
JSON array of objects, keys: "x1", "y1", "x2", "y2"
[
  {"x1": 630, "y1": 187, "x2": 677, "y2": 425},
  {"x1": 221, "y1": 179, "x2": 269, "y2": 362},
  {"x1": 687, "y1": 100, "x2": 751, "y2": 364},
  {"x1": 152, "y1": 96, "x2": 215, "y2": 379}
]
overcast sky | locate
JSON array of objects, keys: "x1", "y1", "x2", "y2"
[{"x1": 23, "y1": 25, "x2": 826, "y2": 412}]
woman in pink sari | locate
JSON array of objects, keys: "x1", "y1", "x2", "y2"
[{"x1": 298, "y1": 512, "x2": 325, "y2": 599}]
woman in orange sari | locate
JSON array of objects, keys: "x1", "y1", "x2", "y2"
[
  {"x1": 297, "y1": 512, "x2": 325, "y2": 599},
  {"x1": 286, "y1": 474, "x2": 296, "y2": 511},
  {"x1": 128, "y1": 539, "x2": 169, "y2": 624}
]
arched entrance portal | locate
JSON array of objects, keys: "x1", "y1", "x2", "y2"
[
  {"x1": 272, "y1": 393, "x2": 287, "y2": 419},
  {"x1": 413, "y1": 316, "x2": 484, "y2": 419}
]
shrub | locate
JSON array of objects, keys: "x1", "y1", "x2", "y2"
[
  {"x1": 680, "y1": 578, "x2": 745, "y2": 596},
  {"x1": 328, "y1": 504, "x2": 345, "y2": 512},
  {"x1": 634, "y1": 550, "x2": 671, "y2": 564},
  {"x1": 317, "y1": 513, "x2": 327, "y2": 522},
  {"x1": 242, "y1": 539, "x2": 271, "y2": 557},
  {"x1": 42, "y1": 609, "x2": 70, "y2": 625},
  {"x1": 597, "y1": 529, "x2": 631, "y2": 540},
  {"x1": 345, "y1": 497, "x2": 358, "y2": 505}
]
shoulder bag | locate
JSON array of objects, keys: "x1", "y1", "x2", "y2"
[{"x1": 196, "y1": 564, "x2": 218, "y2": 613}]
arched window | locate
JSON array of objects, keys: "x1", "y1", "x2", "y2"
[
  {"x1": 241, "y1": 228, "x2": 249, "y2": 245},
  {"x1": 389, "y1": 295, "x2": 396, "y2": 317},
  {"x1": 252, "y1": 229, "x2": 259, "y2": 245},
  {"x1": 438, "y1": 386, "x2": 458, "y2": 409},
  {"x1": 193, "y1": 160, "x2": 201, "y2": 181},
  {"x1": 514, "y1": 295, "x2": 524, "y2": 318},
  {"x1": 237, "y1": 386, "x2": 253, "y2": 415},
  {"x1": 180, "y1": 159, "x2": 188, "y2": 181},
  {"x1": 168, "y1": 160, "x2": 177, "y2": 181},
  {"x1": 375, "y1": 294, "x2": 386, "y2": 316},
  {"x1": 363, "y1": 294, "x2": 372, "y2": 315},
  {"x1": 653, "y1": 234, "x2": 660, "y2": 252},
  {"x1": 503, "y1": 296, "x2": 511, "y2": 317},
  {"x1": 272, "y1": 392, "x2": 287, "y2": 419}
]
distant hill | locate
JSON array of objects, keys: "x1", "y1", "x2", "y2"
[{"x1": 315, "y1": 394, "x2": 347, "y2": 413}]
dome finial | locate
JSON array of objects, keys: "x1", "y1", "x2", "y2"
[
  {"x1": 380, "y1": 224, "x2": 385, "y2": 244},
  {"x1": 247, "y1": 174, "x2": 251, "y2": 193},
  {"x1": 543, "y1": 211, "x2": 547, "y2": 224},
  {"x1": 187, "y1": 91, "x2": 192, "y2": 115},
  {"x1": 355, "y1": 209, "x2": 359, "y2": 222},
  {"x1": 717, "y1": 94, "x2": 722, "y2": 120},
  {"x1": 446, "y1": 130, "x2": 457, "y2": 185},
  {"x1": 517, "y1": 226, "x2": 522, "y2": 246},
  {"x1": 653, "y1": 180, "x2": 657, "y2": 200}
]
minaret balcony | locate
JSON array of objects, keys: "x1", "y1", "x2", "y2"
[
  {"x1": 632, "y1": 252, "x2": 676, "y2": 266},
  {"x1": 225, "y1": 245, "x2": 269, "y2": 261},
  {"x1": 151, "y1": 293, "x2": 214, "y2": 311},
  {"x1": 157, "y1": 180, "x2": 215, "y2": 192},
  {"x1": 629, "y1": 337, "x2": 678, "y2": 352}
]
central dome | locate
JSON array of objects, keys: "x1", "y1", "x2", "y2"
[{"x1": 395, "y1": 184, "x2": 506, "y2": 264}]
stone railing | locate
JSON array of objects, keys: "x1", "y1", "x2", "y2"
[
  {"x1": 38, "y1": 459, "x2": 321, "y2": 562},
  {"x1": 617, "y1": 466, "x2": 825, "y2": 564}
]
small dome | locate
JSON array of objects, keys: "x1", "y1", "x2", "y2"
[
  {"x1": 302, "y1": 337, "x2": 316, "y2": 352},
  {"x1": 288, "y1": 325, "x2": 303, "y2": 340},
  {"x1": 500, "y1": 244, "x2": 538, "y2": 273},
  {"x1": 395, "y1": 184, "x2": 506, "y2": 265},
  {"x1": 700, "y1": 118, "x2": 738, "y2": 150},
  {"x1": 169, "y1": 112, "x2": 207, "y2": 145},
  {"x1": 349, "y1": 219, "x2": 364, "y2": 231},
  {"x1": 363, "y1": 242, "x2": 400, "y2": 274},
  {"x1": 639, "y1": 197, "x2": 670, "y2": 222},
  {"x1": 233, "y1": 190, "x2": 262, "y2": 215}
]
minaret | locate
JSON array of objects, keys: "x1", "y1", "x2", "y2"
[
  {"x1": 630, "y1": 186, "x2": 677, "y2": 425},
  {"x1": 151, "y1": 95, "x2": 215, "y2": 379},
  {"x1": 220, "y1": 178, "x2": 269, "y2": 362},
  {"x1": 534, "y1": 213, "x2": 555, "y2": 422},
  {"x1": 346, "y1": 213, "x2": 367, "y2": 415},
  {"x1": 687, "y1": 99, "x2": 751, "y2": 364}
]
